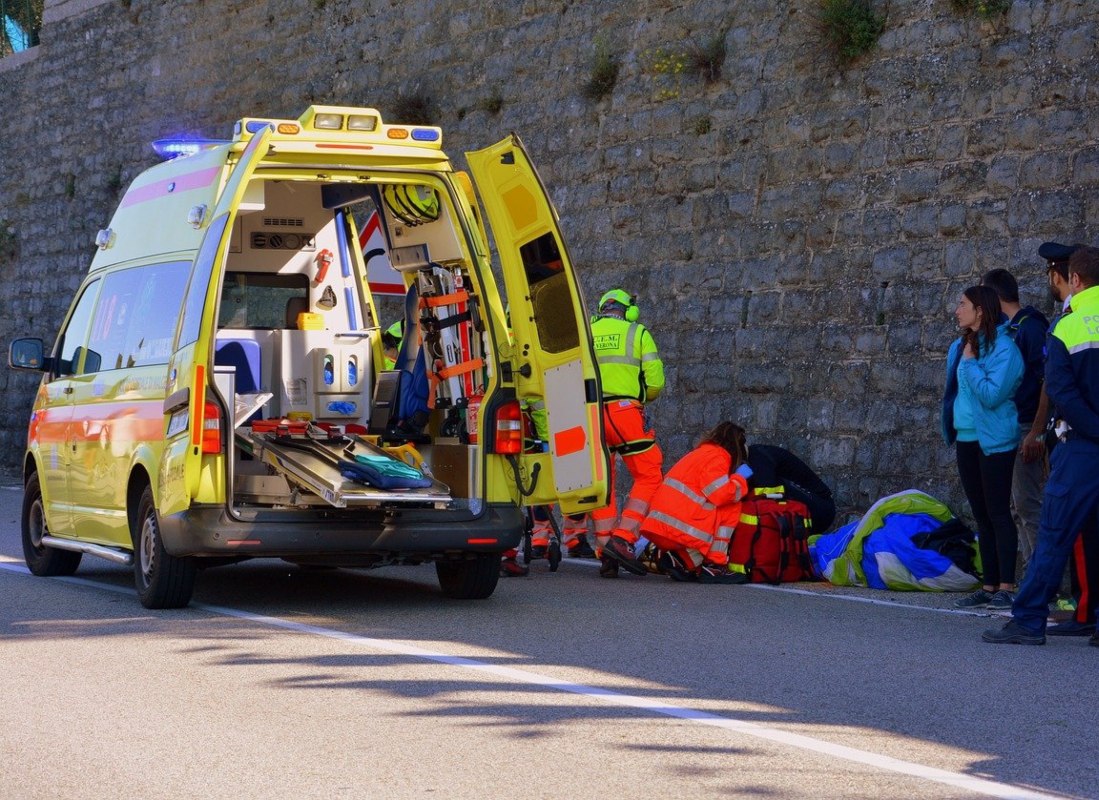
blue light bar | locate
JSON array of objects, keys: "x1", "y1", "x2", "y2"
[
  {"x1": 411, "y1": 128, "x2": 440, "y2": 142},
  {"x1": 151, "y1": 137, "x2": 230, "y2": 161},
  {"x1": 245, "y1": 120, "x2": 275, "y2": 134}
]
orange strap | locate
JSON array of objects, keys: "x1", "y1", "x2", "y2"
[
  {"x1": 437, "y1": 358, "x2": 484, "y2": 379},
  {"x1": 422, "y1": 291, "x2": 469, "y2": 307}
]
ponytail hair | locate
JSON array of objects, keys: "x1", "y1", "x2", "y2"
[{"x1": 700, "y1": 421, "x2": 747, "y2": 469}]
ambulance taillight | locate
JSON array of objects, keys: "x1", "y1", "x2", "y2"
[
  {"x1": 492, "y1": 401, "x2": 523, "y2": 455},
  {"x1": 201, "y1": 401, "x2": 222, "y2": 455}
]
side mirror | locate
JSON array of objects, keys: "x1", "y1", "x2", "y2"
[
  {"x1": 72, "y1": 345, "x2": 102, "y2": 375},
  {"x1": 8, "y1": 338, "x2": 47, "y2": 371}
]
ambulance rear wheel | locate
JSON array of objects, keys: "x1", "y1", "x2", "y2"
[
  {"x1": 436, "y1": 553, "x2": 500, "y2": 599},
  {"x1": 22, "y1": 473, "x2": 82, "y2": 577},
  {"x1": 132, "y1": 486, "x2": 196, "y2": 609}
]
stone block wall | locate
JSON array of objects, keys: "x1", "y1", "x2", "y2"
[{"x1": 2, "y1": 0, "x2": 1097, "y2": 519}]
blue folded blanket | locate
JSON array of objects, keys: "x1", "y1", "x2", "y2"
[{"x1": 338, "y1": 454, "x2": 433, "y2": 490}]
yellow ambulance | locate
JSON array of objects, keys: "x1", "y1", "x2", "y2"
[{"x1": 8, "y1": 106, "x2": 609, "y2": 608}]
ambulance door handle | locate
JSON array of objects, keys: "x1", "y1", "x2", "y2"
[{"x1": 63, "y1": 387, "x2": 74, "y2": 395}]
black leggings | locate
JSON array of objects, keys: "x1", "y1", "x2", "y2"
[{"x1": 955, "y1": 441, "x2": 1018, "y2": 587}]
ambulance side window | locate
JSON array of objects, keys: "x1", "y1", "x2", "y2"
[
  {"x1": 55, "y1": 279, "x2": 100, "y2": 377},
  {"x1": 519, "y1": 232, "x2": 578, "y2": 354},
  {"x1": 86, "y1": 262, "x2": 190, "y2": 372},
  {"x1": 179, "y1": 214, "x2": 230, "y2": 348}
]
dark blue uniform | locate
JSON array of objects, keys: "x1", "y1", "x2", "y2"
[{"x1": 1010, "y1": 283, "x2": 1099, "y2": 635}]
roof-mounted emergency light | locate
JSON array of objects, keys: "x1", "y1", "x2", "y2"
[{"x1": 151, "y1": 137, "x2": 229, "y2": 161}]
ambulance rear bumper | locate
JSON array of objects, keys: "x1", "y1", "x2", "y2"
[{"x1": 158, "y1": 502, "x2": 523, "y2": 559}]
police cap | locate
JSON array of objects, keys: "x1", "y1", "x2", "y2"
[{"x1": 1038, "y1": 241, "x2": 1078, "y2": 263}]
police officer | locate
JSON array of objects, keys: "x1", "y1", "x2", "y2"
[
  {"x1": 1037, "y1": 242, "x2": 1099, "y2": 636},
  {"x1": 587, "y1": 289, "x2": 665, "y2": 577},
  {"x1": 983, "y1": 245, "x2": 1099, "y2": 646}
]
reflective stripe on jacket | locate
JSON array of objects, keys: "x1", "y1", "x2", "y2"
[
  {"x1": 591, "y1": 315, "x2": 665, "y2": 402},
  {"x1": 641, "y1": 443, "x2": 747, "y2": 555}
]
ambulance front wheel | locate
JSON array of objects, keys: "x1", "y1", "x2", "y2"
[
  {"x1": 22, "y1": 472, "x2": 82, "y2": 577},
  {"x1": 133, "y1": 485, "x2": 196, "y2": 609},
  {"x1": 436, "y1": 553, "x2": 500, "y2": 599}
]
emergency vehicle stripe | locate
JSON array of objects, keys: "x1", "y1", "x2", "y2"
[
  {"x1": 665, "y1": 478, "x2": 714, "y2": 510},
  {"x1": 119, "y1": 166, "x2": 221, "y2": 208},
  {"x1": 645, "y1": 510, "x2": 715, "y2": 545},
  {"x1": 589, "y1": 404, "x2": 605, "y2": 484}
]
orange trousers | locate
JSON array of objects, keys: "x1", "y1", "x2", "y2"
[
  {"x1": 589, "y1": 400, "x2": 663, "y2": 552},
  {"x1": 642, "y1": 503, "x2": 742, "y2": 569}
]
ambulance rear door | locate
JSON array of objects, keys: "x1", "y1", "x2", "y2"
[
  {"x1": 158, "y1": 128, "x2": 272, "y2": 517},
  {"x1": 465, "y1": 135, "x2": 609, "y2": 514}
]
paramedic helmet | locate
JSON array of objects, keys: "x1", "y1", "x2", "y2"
[
  {"x1": 598, "y1": 288, "x2": 640, "y2": 322},
  {"x1": 382, "y1": 183, "x2": 440, "y2": 226}
]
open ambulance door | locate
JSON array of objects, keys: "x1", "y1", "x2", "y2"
[
  {"x1": 465, "y1": 135, "x2": 610, "y2": 514},
  {"x1": 158, "y1": 128, "x2": 272, "y2": 517}
]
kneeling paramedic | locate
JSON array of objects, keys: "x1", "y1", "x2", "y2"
[
  {"x1": 638, "y1": 421, "x2": 754, "y2": 583},
  {"x1": 589, "y1": 289, "x2": 666, "y2": 577}
]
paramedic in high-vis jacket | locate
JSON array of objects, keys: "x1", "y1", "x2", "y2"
[
  {"x1": 589, "y1": 289, "x2": 666, "y2": 578},
  {"x1": 983, "y1": 245, "x2": 1099, "y2": 646}
]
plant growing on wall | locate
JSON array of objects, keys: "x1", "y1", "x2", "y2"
[
  {"x1": 686, "y1": 32, "x2": 727, "y2": 84},
  {"x1": 0, "y1": 222, "x2": 17, "y2": 264},
  {"x1": 644, "y1": 30, "x2": 728, "y2": 101},
  {"x1": 389, "y1": 91, "x2": 437, "y2": 125},
  {"x1": 476, "y1": 90, "x2": 504, "y2": 115},
  {"x1": 950, "y1": 0, "x2": 1011, "y2": 18},
  {"x1": 819, "y1": 0, "x2": 885, "y2": 64},
  {"x1": 582, "y1": 36, "x2": 619, "y2": 101},
  {"x1": 646, "y1": 47, "x2": 687, "y2": 101}
]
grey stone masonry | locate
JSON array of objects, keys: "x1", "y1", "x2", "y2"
[{"x1": 2, "y1": 0, "x2": 1097, "y2": 523}]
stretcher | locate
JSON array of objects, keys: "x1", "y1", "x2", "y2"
[{"x1": 237, "y1": 425, "x2": 451, "y2": 508}]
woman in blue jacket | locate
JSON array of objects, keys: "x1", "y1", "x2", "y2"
[{"x1": 942, "y1": 285, "x2": 1024, "y2": 610}]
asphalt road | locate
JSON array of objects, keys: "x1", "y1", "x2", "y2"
[{"x1": 1, "y1": 479, "x2": 1095, "y2": 800}]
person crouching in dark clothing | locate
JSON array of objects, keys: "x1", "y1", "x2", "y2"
[{"x1": 747, "y1": 444, "x2": 836, "y2": 533}]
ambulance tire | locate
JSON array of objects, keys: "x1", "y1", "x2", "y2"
[
  {"x1": 22, "y1": 472, "x2": 82, "y2": 577},
  {"x1": 435, "y1": 553, "x2": 500, "y2": 599},
  {"x1": 132, "y1": 485, "x2": 196, "y2": 609}
]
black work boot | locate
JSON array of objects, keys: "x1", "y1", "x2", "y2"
[{"x1": 601, "y1": 536, "x2": 647, "y2": 576}]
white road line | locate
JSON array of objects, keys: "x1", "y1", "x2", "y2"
[
  {"x1": 0, "y1": 559, "x2": 1055, "y2": 800},
  {"x1": 560, "y1": 557, "x2": 998, "y2": 617}
]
